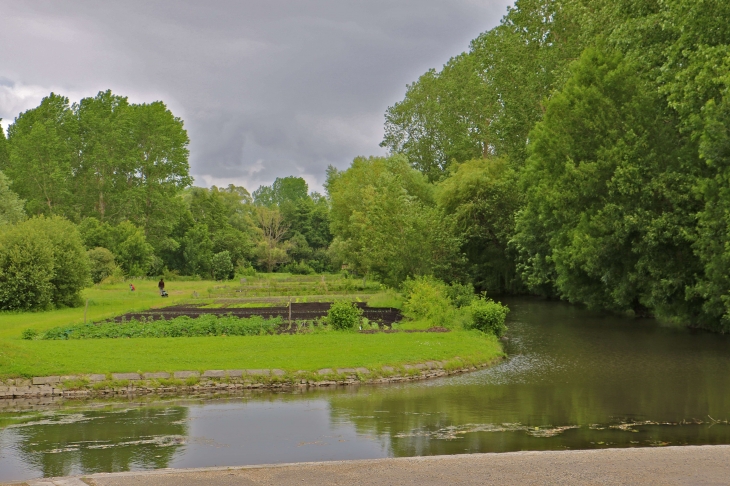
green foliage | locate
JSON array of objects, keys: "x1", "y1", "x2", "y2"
[
  {"x1": 401, "y1": 276, "x2": 457, "y2": 328},
  {"x1": 0, "y1": 171, "x2": 25, "y2": 225},
  {"x1": 326, "y1": 155, "x2": 461, "y2": 286},
  {"x1": 211, "y1": 251, "x2": 234, "y2": 280},
  {"x1": 0, "y1": 222, "x2": 55, "y2": 310},
  {"x1": 41, "y1": 314, "x2": 280, "y2": 340},
  {"x1": 27, "y1": 216, "x2": 90, "y2": 307},
  {"x1": 87, "y1": 247, "x2": 116, "y2": 284},
  {"x1": 281, "y1": 261, "x2": 316, "y2": 275},
  {"x1": 326, "y1": 301, "x2": 363, "y2": 330},
  {"x1": 0, "y1": 216, "x2": 88, "y2": 310},
  {"x1": 445, "y1": 282, "x2": 476, "y2": 308},
  {"x1": 438, "y1": 158, "x2": 522, "y2": 293},
  {"x1": 467, "y1": 298, "x2": 509, "y2": 337},
  {"x1": 21, "y1": 328, "x2": 39, "y2": 340}
]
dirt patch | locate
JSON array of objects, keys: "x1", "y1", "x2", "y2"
[{"x1": 110, "y1": 302, "x2": 403, "y2": 331}]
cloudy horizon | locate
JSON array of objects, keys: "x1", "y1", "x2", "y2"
[{"x1": 0, "y1": 0, "x2": 512, "y2": 193}]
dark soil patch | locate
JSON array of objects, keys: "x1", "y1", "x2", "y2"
[{"x1": 111, "y1": 302, "x2": 403, "y2": 331}]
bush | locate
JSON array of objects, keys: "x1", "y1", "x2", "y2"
[
  {"x1": 24, "y1": 216, "x2": 90, "y2": 307},
  {"x1": 446, "y1": 282, "x2": 476, "y2": 308},
  {"x1": 21, "y1": 328, "x2": 38, "y2": 340},
  {"x1": 211, "y1": 251, "x2": 234, "y2": 280},
  {"x1": 41, "y1": 314, "x2": 280, "y2": 340},
  {"x1": 88, "y1": 247, "x2": 117, "y2": 284},
  {"x1": 281, "y1": 261, "x2": 315, "y2": 275},
  {"x1": 468, "y1": 298, "x2": 509, "y2": 337},
  {"x1": 401, "y1": 276, "x2": 457, "y2": 327},
  {"x1": 326, "y1": 300, "x2": 362, "y2": 330},
  {"x1": 0, "y1": 219, "x2": 56, "y2": 310}
]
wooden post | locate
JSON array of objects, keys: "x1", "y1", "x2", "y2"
[
  {"x1": 289, "y1": 297, "x2": 292, "y2": 327},
  {"x1": 84, "y1": 298, "x2": 89, "y2": 324}
]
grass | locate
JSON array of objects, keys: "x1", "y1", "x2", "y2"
[
  {"x1": 0, "y1": 331, "x2": 502, "y2": 378},
  {"x1": 0, "y1": 274, "x2": 503, "y2": 379}
]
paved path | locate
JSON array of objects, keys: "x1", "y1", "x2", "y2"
[{"x1": 17, "y1": 446, "x2": 730, "y2": 486}]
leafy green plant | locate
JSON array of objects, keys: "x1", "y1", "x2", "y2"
[
  {"x1": 211, "y1": 251, "x2": 234, "y2": 280},
  {"x1": 41, "y1": 314, "x2": 281, "y2": 340},
  {"x1": 468, "y1": 298, "x2": 509, "y2": 337},
  {"x1": 21, "y1": 328, "x2": 38, "y2": 340},
  {"x1": 326, "y1": 300, "x2": 362, "y2": 330},
  {"x1": 88, "y1": 247, "x2": 117, "y2": 284}
]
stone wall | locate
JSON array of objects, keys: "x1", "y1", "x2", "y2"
[{"x1": 0, "y1": 359, "x2": 499, "y2": 403}]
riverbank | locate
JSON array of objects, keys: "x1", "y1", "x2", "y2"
[
  {"x1": 0, "y1": 356, "x2": 500, "y2": 401},
  {"x1": 15, "y1": 445, "x2": 730, "y2": 485}
]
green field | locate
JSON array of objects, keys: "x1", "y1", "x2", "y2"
[{"x1": 0, "y1": 275, "x2": 502, "y2": 379}]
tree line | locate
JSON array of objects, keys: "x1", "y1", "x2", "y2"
[{"x1": 3, "y1": 0, "x2": 730, "y2": 333}]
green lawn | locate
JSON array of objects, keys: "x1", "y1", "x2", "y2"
[
  {"x1": 0, "y1": 278, "x2": 502, "y2": 379},
  {"x1": 0, "y1": 331, "x2": 502, "y2": 378}
]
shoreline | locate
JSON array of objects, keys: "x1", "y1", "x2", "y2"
[
  {"x1": 0, "y1": 357, "x2": 502, "y2": 403},
  {"x1": 10, "y1": 445, "x2": 730, "y2": 485}
]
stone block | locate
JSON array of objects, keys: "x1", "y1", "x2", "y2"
[
  {"x1": 111, "y1": 373, "x2": 141, "y2": 381},
  {"x1": 88, "y1": 374, "x2": 107, "y2": 382},
  {"x1": 355, "y1": 367, "x2": 370, "y2": 374},
  {"x1": 202, "y1": 370, "x2": 226, "y2": 378},
  {"x1": 382, "y1": 366, "x2": 395, "y2": 373},
  {"x1": 414, "y1": 363, "x2": 428, "y2": 370},
  {"x1": 317, "y1": 368, "x2": 334, "y2": 375},
  {"x1": 173, "y1": 371, "x2": 200, "y2": 379},
  {"x1": 336, "y1": 368, "x2": 356, "y2": 374},
  {"x1": 227, "y1": 369, "x2": 244, "y2": 377},
  {"x1": 143, "y1": 372, "x2": 170, "y2": 379},
  {"x1": 271, "y1": 369, "x2": 286, "y2": 376},
  {"x1": 61, "y1": 375, "x2": 80, "y2": 381},
  {"x1": 246, "y1": 369, "x2": 270, "y2": 376},
  {"x1": 32, "y1": 376, "x2": 61, "y2": 385}
]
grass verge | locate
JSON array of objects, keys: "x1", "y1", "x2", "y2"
[{"x1": 0, "y1": 331, "x2": 502, "y2": 379}]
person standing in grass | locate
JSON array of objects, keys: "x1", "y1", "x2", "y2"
[{"x1": 158, "y1": 278, "x2": 165, "y2": 296}]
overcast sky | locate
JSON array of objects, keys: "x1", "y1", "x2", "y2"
[{"x1": 0, "y1": 0, "x2": 512, "y2": 193}]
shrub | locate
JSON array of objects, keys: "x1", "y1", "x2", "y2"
[
  {"x1": 401, "y1": 276, "x2": 457, "y2": 327},
  {"x1": 21, "y1": 328, "x2": 38, "y2": 340},
  {"x1": 0, "y1": 220, "x2": 55, "y2": 310},
  {"x1": 24, "y1": 216, "x2": 90, "y2": 307},
  {"x1": 446, "y1": 282, "x2": 476, "y2": 308},
  {"x1": 88, "y1": 247, "x2": 117, "y2": 284},
  {"x1": 468, "y1": 298, "x2": 509, "y2": 337},
  {"x1": 326, "y1": 300, "x2": 362, "y2": 330},
  {"x1": 281, "y1": 261, "x2": 315, "y2": 275},
  {"x1": 211, "y1": 251, "x2": 234, "y2": 280},
  {"x1": 41, "y1": 315, "x2": 280, "y2": 340}
]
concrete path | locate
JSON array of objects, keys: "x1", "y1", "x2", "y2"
[{"x1": 16, "y1": 445, "x2": 730, "y2": 486}]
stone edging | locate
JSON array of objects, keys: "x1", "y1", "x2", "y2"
[{"x1": 0, "y1": 358, "x2": 500, "y2": 400}]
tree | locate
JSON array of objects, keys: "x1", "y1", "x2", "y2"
[
  {"x1": 87, "y1": 247, "x2": 116, "y2": 283},
  {"x1": 0, "y1": 216, "x2": 89, "y2": 309},
  {"x1": 0, "y1": 171, "x2": 25, "y2": 225},
  {"x1": 513, "y1": 48, "x2": 703, "y2": 320},
  {"x1": 253, "y1": 176, "x2": 308, "y2": 207},
  {"x1": 5, "y1": 93, "x2": 77, "y2": 216},
  {"x1": 0, "y1": 221, "x2": 55, "y2": 310},
  {"x1": 326, "y1": 155, "x2": 461, "y2": 286},
  {"x1": 254, "y1": 206, "x2": 290, "y2": 272},
  {"x1": 211, "y1": 251, "x2": 234, "y2": 280},
  {"x1": 437, "y1": 158, "x2": 522, "y2": 292}
]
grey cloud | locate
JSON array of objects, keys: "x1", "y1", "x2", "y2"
[{"x1": 0, "y1": 0, "x2": 512, "y2": 191}]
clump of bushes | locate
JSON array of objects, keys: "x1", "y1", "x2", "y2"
[
  {"x1": 37, "y1": 314, "x2": 280, "y2": 340},
  {"x1": 467, "y1": 297, "x2": 509, "y2": 337},
  {"x1": 401, "y1": 276, "x2": 509, "y2": 335},
  {"x1": 326, "y1": 300, "x2": 363, "y2": 330},
  {"x1": 87, "y1": 247, "x2": 117, "y2": 284},
  {"x1": 0, "y1": 216, "x2": 90, "y2": 310}
]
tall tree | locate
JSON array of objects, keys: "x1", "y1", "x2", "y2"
[
  {"x1": 0, "y1": 171, "x2": 26, "y2": 226},
  {"x1": 5, "y1": 93, "x2": 77, "y2": 216}
]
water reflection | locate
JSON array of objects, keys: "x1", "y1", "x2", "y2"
[{"x1": 2, "y1": 298, "x2": 730, "y2": 481}]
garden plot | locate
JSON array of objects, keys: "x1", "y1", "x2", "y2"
[{"x1": 111, "y1": 301, "x2": 403, "y2": 326}]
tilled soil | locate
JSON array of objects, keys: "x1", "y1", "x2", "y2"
[{"x1": 110, "y1": 302, "x2": 404, "y2": 328}]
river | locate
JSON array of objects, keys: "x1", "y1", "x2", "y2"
[{"x1": 2, "y1": 298, "x2": 730, "y2": 482}]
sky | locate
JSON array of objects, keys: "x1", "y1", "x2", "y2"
[{"x1": 0, "y1": 0, "x2": 512, "y2": 193}]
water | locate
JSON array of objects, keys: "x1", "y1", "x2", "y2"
[{"x1": 3, "y1": 298, "x2": 730, "y2": 481}]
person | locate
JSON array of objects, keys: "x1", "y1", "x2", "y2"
[
  {"x1": 158, "y1": 278, "x2": 165, "y2": 296},
  {"x1": 129, "y1": 283, "x2": 135, "y2": 291}
]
